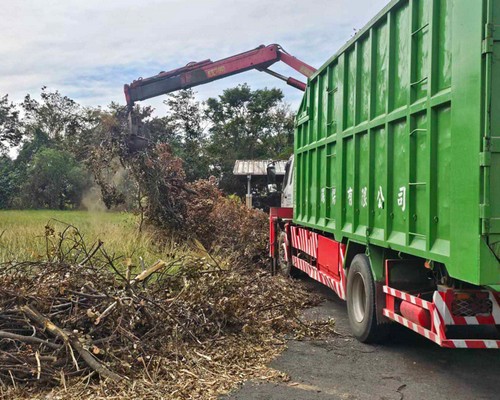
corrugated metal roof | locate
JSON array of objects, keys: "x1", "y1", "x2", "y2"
[{"x1": 233, "y1": 160, "x2": 287, "y2": 176}]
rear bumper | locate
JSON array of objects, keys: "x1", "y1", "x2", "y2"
[{"x1": 384, "y1": 286, "x2": 500, "y2": 349}]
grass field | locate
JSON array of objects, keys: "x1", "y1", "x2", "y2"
[{"x1": 0, "y1": 210, "x2": 174, "y2": 265}]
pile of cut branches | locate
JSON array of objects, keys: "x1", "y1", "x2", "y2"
[
  {"x1": 184, "y1": 179, "x2": 269, "y2": 266},
  {"x1": 0, "y1": 225, "x2": 333, "y2": 399},
  {"x1": 133, "y1": 144, "x2": 270, "y2": 265},
  {"x1": 91, "y1": 139, "x2": 269, "y2": 265}
]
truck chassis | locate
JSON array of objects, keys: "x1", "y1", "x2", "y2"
[{"x1": 270, "y1": 207, "x2": 500, "y2": 349}]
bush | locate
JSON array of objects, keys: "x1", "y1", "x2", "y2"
[{"x1": 185, "y1": 180, "x2": 268, "y2": 266}]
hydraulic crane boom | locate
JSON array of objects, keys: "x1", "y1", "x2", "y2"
[{"x1": 124, "y1": 44, "x2": 316, "y2": 108}]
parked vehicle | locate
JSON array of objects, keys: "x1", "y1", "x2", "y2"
[{"x1": 269, "y1": 0, "x2": 500, "y2": 348}]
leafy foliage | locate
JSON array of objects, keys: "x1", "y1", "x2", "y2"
[
  {"x1": 164, "y1": 89, "x2": 209, "y2": 181},
  {"x1": 21, "y1": 148, "x2": 90, "y2": 209},
  {"x1": 0, "y1": 84, "x2": 295, "y2": 210},
  {"x1": 21, "y1": 87, "x2": 93, "y2": 143},
  {"x1": 0, "y1": 155, "x2": 17, "y2": 208},
  {"x1": 205, "y1": 84, "x2": 294, "y2": 194},
  {"x1": 0, "y1": 95, "x2": 22, "y2": 154}
]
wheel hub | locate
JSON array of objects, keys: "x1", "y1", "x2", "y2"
[{"x1": 351, "y1": 272, "x2": 367, "y2": 323}]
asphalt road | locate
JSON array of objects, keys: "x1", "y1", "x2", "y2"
[{"x1": 224, "y1": 278, "x2": 500, "y2": 400}]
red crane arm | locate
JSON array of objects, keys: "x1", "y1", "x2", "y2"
[{"x1": 124, "y1": 44, "x2": 316, "y2": 107}]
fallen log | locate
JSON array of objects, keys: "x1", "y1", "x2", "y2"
[
  {"x1": 20, "y1": 305, "x2": 123, "y2": 382},
  {"x1": 0, "y1": 330, "x2": 61, "y2": 350},
  {"x1": 131, "y1": 260, "x2": 167, "y2": 284}
]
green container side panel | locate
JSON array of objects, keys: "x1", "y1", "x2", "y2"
[
  {"x1": 483, "y1": 0, "x2": 500, "y2": 280},
  {"x1": 294, "y1": 0, "x2": 500, "y2": 286}
]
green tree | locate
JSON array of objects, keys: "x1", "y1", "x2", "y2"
[
  {"x1": 15, "y1": 129, "x2": 51, "y2": 166},
  {"x1": 9, "y1": 88, "x2": 96, "y2": 209},
  {"x1": 205, "y1": 84, "x2": 294, "y2": 194},
  {"x1": 164, "y1": 89, "x2": 209, "y2": 181},
  {"x1": 22, "y1": 87, "x2": 92, "y2": 144},
  {"x1": 21, "y1": 148, "x2": 90, "y2": 209},
  {"x1": 0, "y1": 94, "x2": 22, "y2": 155},
  {"x1": 0, "y1": 155, "x2": 17, "y2": 208}
]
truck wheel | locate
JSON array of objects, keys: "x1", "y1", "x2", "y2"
[
  {"x1": 347, "y1": 254, "x2": 388, "y2": 343},
  {"x1": 277, "y1": 231, "x2": 301, "y2": 278},
  {"x1": 277, "y1": 231, "x2": 292, "y2": 276}
]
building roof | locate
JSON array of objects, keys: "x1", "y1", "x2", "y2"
[{"x1": 233, "y1": 159, "x2": 287, "y2": 176}]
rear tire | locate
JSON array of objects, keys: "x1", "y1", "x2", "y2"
[{"x1": 347, "y1": 254, "x2": 389, "y2": 343}]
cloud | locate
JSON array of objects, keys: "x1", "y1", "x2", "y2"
[{"x1": 1, "y1": 0, "x2": 389, "y2": 113}]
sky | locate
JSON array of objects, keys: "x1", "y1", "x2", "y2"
[{"x1": 1, "y1": 0, "x2": 390, "y2": 115}]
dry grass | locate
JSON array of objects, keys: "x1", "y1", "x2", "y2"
[{"x1": 0, "y1": 210, "x2": 173, "y2": 266}]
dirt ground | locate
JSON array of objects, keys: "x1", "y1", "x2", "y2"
[{"x1": 224, "y1": 278, "x2": 500, "y2": 400}]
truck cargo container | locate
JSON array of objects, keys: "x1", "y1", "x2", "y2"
[{"x1": 269, "y1": 0, "x2": 500, "y2": 348}]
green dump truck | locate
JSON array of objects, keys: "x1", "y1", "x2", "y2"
[{"x1": 270, "y1": 0, "x2": 500, "y2": 348}]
